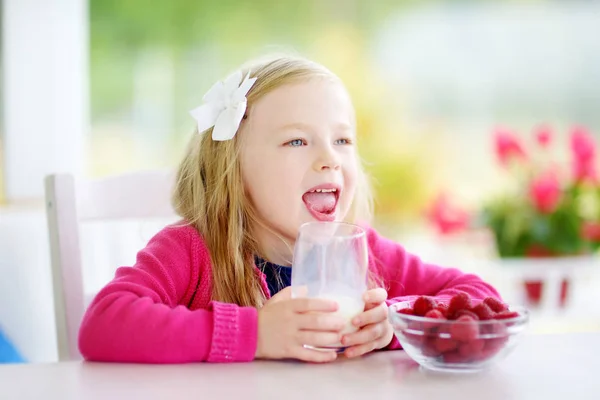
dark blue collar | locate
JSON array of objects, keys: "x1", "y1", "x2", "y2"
[{"x1": 255, "y1": 256, "x2": 292, "y2": 296}]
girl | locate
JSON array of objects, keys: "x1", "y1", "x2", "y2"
[{"x1": 79, "y1": 55, "x2": 500, "y2": 364}]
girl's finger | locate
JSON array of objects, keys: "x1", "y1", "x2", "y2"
[
  {"x1": 343, "y1": 340, "x2": 378, "y2": 359},
  {"x1": 296, "y1": 331, "x2": 342, "y2": 348},
  {"x1": 341, "y1": 322, "x2": 384, "y2": 347},
  {"x1": 363, "y1": 288, "x2": 388, "y2": 308},
  {"x1": 292, "y1": 345, "x2": 338, "y2": 363},
  {"x1": 351, "y1": 303, "x2": 387, "y2": 328}
]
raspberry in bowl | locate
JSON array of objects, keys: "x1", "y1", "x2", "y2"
[{"x1": 388, "y1": 293, "x2": 529, "y2": 373}]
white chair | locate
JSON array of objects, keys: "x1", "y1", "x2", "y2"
[{"x1": 44, "y1": 170, "x2": 177, "y2": 361}]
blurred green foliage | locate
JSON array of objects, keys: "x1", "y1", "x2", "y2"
[
  {"x1": 90, "y1": 0, "x2": 402, "y2": 118},
  {"x1": 483, "y1": 183, "x2": 600, "y2": 257},
  {"x1": 89, "y1": 0, "x2": 434, "y2": 223}
]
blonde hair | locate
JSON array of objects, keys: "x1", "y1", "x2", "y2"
[{"x1": 172, "y1": 55, "x2": 374, "y2": 308}]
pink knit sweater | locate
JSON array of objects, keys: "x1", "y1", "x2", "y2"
[{"x1": 78, "y1": 223, "x2": 500, "y2": 363}]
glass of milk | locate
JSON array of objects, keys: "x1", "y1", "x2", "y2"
[{"x1": 291, "y1": 221, "x2": 368, "y2": 351}]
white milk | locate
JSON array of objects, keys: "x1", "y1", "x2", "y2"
[{"x1": 318, "y1": 295, "x2": 365, "y2": 348}]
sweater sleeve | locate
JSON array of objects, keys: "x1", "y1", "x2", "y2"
[
  {"x1": 78, "y1": 226, "x2": 258, "y2": 363},
  {"x1": 366, "y1": 229, "x2": 501, "y2": 350}
]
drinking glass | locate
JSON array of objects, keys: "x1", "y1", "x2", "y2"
[{"x1": 291, "y1": 221, "x2": 368, "y2": 350}]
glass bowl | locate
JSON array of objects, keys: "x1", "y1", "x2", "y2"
[{"x1": 388, "y1": 301, "x2": 529, "y2": 373}]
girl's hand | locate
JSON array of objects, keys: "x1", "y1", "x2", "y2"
[
  {"x1": 255, "y1": 287, "x2": 346, "y2": 363},
  {"x1": 341, "y1": 288, "x2": 394, "y2": 358}
]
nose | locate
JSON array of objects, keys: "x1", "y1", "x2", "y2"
[{"x1": 313, "y1": 144, "x2": 341, "y2": 172}]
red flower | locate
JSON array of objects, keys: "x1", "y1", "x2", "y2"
[
  {"x1": 494, "y1": 128, "x2": 527, "y2": 166},
  {"x1": 570, "y1": 126, "x2": 597, "y2": 183},
  {"x1": 529, "y1": 172, "x2": 561, "y2": 214},
  {"x1": 534, "y1": 125, "x2": 552, "y2": 147},
  {"x1": 426, "y1": 193, "x2": 470, "y2": 235},
  {"x1": 581, "y1": 222, "x2": 600, "y2": 242},
  {"x1": 525, "y1": 244, "x2": 555, "y2": 258}
]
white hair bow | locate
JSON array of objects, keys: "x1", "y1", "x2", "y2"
[{"x1": 189, "y1": 70, "x2": 257, "y2": 141}]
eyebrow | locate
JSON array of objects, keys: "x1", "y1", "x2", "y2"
[
  {"x1": 277, "y1": 122, "x2": 354, "y2": 134},
  {"x1": 277, "y1": 122, "x2": 314, "y2": 134}
]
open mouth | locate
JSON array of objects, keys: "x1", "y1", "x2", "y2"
[{"x1": 302, "y1": 185, "x2": 341, "y2": 222}]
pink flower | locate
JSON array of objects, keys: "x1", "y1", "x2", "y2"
[
  {"x1": 573, "y1": 161, "x2": 598, "y2": 184},
  {"x1": 570, "y1": 126, "x2": 595, "y2": 161},
  {"x1": 426, "y1": 193, "x2": 470, "y2": 235},
  {"x1": 529, "y1": 172, "x2": 562, "y2": 214},
  {"x1": 570, "y1": 126, "x2": 597, "y2": 183},
  {"x1": 494, "y1": 128, "x2": 527, "y2": 166},
  {"x1": 534, "y1": 125, "x2": 552, "y2": 147}
]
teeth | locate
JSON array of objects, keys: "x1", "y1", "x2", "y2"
[{"x1": 312, "y1": 188, "x2": 337, "y2": 193}]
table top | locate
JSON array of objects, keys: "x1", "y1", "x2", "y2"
[{"x1": 2, "y1": 332, "x2": 599, "y2": 400}]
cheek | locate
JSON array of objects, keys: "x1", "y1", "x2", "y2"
[
  {"x1": 242, "y1": 158, "x2": 302, "y2": 215},
  {"x1": 257, "y1": 163, "x2": 299, "y2": 200},
  {"x1": 244, "y1": 169, "x2": 273, "y2": 207},
  {"x1": 344, "y1": 160, "x2": 359, "y2": 192},
  {"x1": 341, "y1": 161, "x2": 359, "y2": 209}
]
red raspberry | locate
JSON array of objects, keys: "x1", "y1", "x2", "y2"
[
  {"x1": 494, "y1": 310, "x2": 520, "y2": 320},
  {"x1": 479, "y1": 339, "x2": 507, "y2": 360},
  {"x1": 435, "y1": 336, "x2": 458, "y2": 353},
  {"x1": 435, "y1": 303, "x2": 449, "y2": 317},
  {"x1": 486, "y1": 320, "x2": 507, "y2": 333},
  {"x1": 433, "y1": 325, "x2": 457, "y2": 353},
  {"x1": 485, "y1": 337, "x2": 509, "y2": 353},
  {"x1": 483, "y1": 297, "x2": 508, "y2": 313},
  {"x1": 413, "y1": 296, "x2": 437, "y2": 316},
  {"x1": 423, "y1": 309, "x2": 446, "y2": 331},
  {"x1": 454, "y1": 309, "x2": 480, "y2": 321},
  {"x1": 447, "y1": 292, "x2": 473, "y2": 318},
  {"x1": 397, "y1": 307, "x2": 414, "y2": 315},
  {"x1": 442, "y1": 351, "x2": 470, "y2": 364},
  {"x1": 408, "y1": 320, "x2": 424, "y2": 332},
  {"x1": 421, "y1": 338, "x2": 442, "y2": 357},
  {"x1": 482, "y1": 320, "x2": 508, "y2": 336},
  {"x1": 483, "y1": 321, "x2": 509, "y2": 352},
  {"x1": 424, "y1": 309, "x2": 446, "y2": 320},
  {"x1": 449, "y1": 315, "x2": 479, "y2": 342},
  {"x1": 458, "y1": 339, "x2": 485, "y2": 358},
  {"x1": 471, "y1": 302, "x2": 495, "y2": 320},
  {"x1": 402, "y1": 331, "x2": 425, "y2": 346}
]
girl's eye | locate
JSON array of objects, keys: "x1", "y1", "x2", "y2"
[
  {"x1": 335, "y1": 138, "x2": 353, "y2": 145},
  {"x1": 286, "y1": 139, "x2": 306, "y2": 147}
]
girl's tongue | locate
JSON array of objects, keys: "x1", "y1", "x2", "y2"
[{"x1": 302, "y1": 191, "x2": 336, "y2": 214}]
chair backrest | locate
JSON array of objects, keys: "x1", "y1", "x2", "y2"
[{"x1": 44, "y1": 170, "x2": 177, "y2": 361}]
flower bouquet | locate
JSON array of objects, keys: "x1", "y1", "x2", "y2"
[{"x1": 481, "y1": 125, "x2": 600, "y2": 306}]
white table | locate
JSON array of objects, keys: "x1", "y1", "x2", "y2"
[{"x1": 1, "y1": 332, "x2": 599, "y2": 400}]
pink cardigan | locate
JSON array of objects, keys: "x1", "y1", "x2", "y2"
[{"x1": 78, "y1": 223, "x2": 500, "y2": 363}]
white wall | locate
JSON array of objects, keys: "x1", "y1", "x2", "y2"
[
  {"x1": 1, "y1": 0, "x2": 88, "y2": 362},
  {"x1": 0, "y1": 209, "x2": 57, "y2": 362},
  {"x1": 2, "y1": 0, "x2": 88, "y2": 201}
]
